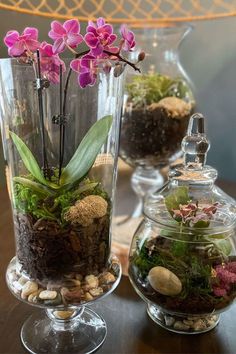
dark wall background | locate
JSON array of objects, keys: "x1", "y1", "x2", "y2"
[{"x1": 0, "y1": 9, "x2": 236, "y2": 186}]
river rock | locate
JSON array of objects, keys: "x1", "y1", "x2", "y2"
[
  {"x1": 99, "y1": 272, "x2": 116, "y2": 285},
  {"x1": 148, "y1": 266, "x2": 182, "y2": 296},
  {"x1": 21, "y1": 281, "x2": 38, "y2": 299},
  {"x1": 174, "y1": 321, "x2": 190, "y2": 331},
  {"x1": 39, "y1": 290, "x2": 57, "y2": 300},
  {"x1": 54, "y1": 310, "x2": 75, "y2": 320}
]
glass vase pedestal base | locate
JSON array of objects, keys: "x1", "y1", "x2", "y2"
[
  {"x1": 147, "y1": 303, "x2": 220, "y2": 334},
  {"x1": 21, "y1": 307, "x2": 107, "y2": 354}
]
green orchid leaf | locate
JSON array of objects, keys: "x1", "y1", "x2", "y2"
[
  {"x1": 74, "y1": 182, "x2": 98, "y2": 197},
  {"x1": 60, "y1": 115, "x2": 112, "y2": 186},
  {"x1": 10, "y1": 131, "x2": 48, "y2": 186},
  {"x1": 165, "y1": 186, "x2": 190, "y2": 215},
  {"x1": 13, "y1": 177, "x2": 55, "y2": 197},
  {"x1": 10, "y1": 131, "x2": 60, "y2": 190}
]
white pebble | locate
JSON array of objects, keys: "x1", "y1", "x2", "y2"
[
  {"x1": 84, "y1": 292, "x2": 93, "y2": 301},
  {"x1": 89, "y1": 287, "x2": 103, "y2": 297},
  {"x1": 54, "y1": 310, "x2": 75, "y2": 320},
  {"x1": 148, "y1": 266, "x2": 182, "y2": 296},
  {"x1": 18, "y1": 276, "x2": 28, "y2": 286},
  {"x1": 85, "y1": 275, "x2": 99, "y2": 289},
  {"x1": 173, "y1": 321, "x2": 190, "y2": 331},
  {"x1": 21, "y1": 281, "x2": 38, "y2": 298},
  {"x1": 72, "y1": 279, "x2": 81, "y2": 287},
  {"x1": 99, "y1": 272, "x2": 116, "y2": 285},
  {"x1": 193, "y1": 319, "x2": 207, "y2": 331},
  {"x1": 39, "y1": 290, "x2": 57, "y2": 300}
]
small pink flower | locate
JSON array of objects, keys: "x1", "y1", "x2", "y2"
[
  {"x1": 4, "y1": 27, "x2": 40, "y2": 57},
  {"x1": 84, "y1": 17, "x2": 119, "y2": 57},
  {"x1": 225, "y1": 262, "x2": 236, "y2": 273},
  {"x1": 215, "y1": 265, "x2": 236, "y2": 284},
  {"x1": 70, "y1": 54, "x2": 98, "y2": 88},
  {"x1": 213, "y1": 286, "x2": 227, "y2": 297},
  {"x1": 39, "y1": 41, "x2": 66, "y2": 84},
  {"x1": 120, "y1": 24, "x2": 135, "y2": 51},
  {"x1": 48, "y1": 19, "x2": 83, "y2": 54}
]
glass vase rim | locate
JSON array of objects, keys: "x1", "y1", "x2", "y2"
[{"x1": 134, "y1": 23, "x2": 193, "y2": 36}]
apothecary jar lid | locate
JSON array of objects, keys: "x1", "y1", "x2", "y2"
[{"x1": 144, "y1": 113, "x2": 236, "y2": 238}]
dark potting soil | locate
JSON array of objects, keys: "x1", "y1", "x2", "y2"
[
  {"x1": 119, "y1": 105, "x2": 190, "y2": 167},
  {"x1": 129, "y1": 264, "x2": 234, "y2": 315},
  {"x1": 14, "y1": 212, "x2": 110, "y2": 281}
]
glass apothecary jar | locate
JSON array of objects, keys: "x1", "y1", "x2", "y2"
[{"x1": 129, "y1": 113, "x2": 236, "y2": 334}]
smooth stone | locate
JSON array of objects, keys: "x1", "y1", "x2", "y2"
[
  {"x1": 72, "y1": 279, "x2": 81, "y2": 287},
  {"x1": 183, "y1": 319, "x2": 194, "y2": 326},
  {"x1": 21, "y1": 281, "x2": 38, "y2": 298},
  {"x1": 84, "y1": 292, "x2": 93, "y2": 301},
  {"x1": 148, "y1": 266, "x2": 182, "y2": 296},
  {"x1": 164, "y1": 315, "x2": 175, "y2": 327},
  {"x1": 99, "y1": 272, "x2": 116, "y2": 285},
  {"x1": 28, "y1": 288, "x2": 44, "y2": 303},
  {"x1": 206, "y1": 319, "x2": 216, "y2": 327},
  {"x1": 44, "y1": 293, "x2": 62, "y2": 306},
  {"x1": 39, "y1": 290, "x2": 57, "y2": 300},
  {"x1": 89, "y1": 287, "x2": 103, "y2": 297},
  {"x1": 192, "y1": 319, "x2": 207, "y2": 331},
  {"x1": 173, "y1": 321, "x2": 190, "y2": 331},
  {"x1": 18, "y1": 276, "x2": 28, "y2": 286},
  {"x1": 85, "y1": 275, "x2": 99, "y2": 289},
  {"x1": 54, "y1": 310, "x2": 75, "y2": 320},
  {"x1": 63, "y1": 287, "x2": 81, "y2": 303}
]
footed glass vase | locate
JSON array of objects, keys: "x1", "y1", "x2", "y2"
[
  {"x1": 0, "y1": 58, "x2": 123, "y2": 353},
  {"x1": 119, "y1": 24, "x2": 195, "y2": 220}
]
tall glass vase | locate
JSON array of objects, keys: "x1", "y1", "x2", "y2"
[
  {"x1": 119, "y1": 24, "x2": 195, "y2": 221},
  {"x1": 0, "y1": 58, "x2": 123, "y2": 354}
]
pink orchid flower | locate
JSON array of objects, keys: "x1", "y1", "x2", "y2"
[
  {"x1": 48, "y1": 19, "x2": 83, "y2": 54},
  {"x1": 84, "y1": 17, "x2": 119, "y2": 57},
  {"x1": 70, "y1": 54, "x2": 98, "y2": 88},
  {"x1": 4, "y1": 27, "x2": 40, "y2": 57},
  {"x1": 120, "y1": 24, "x2": 135, "y2": 51},
  {"x1": 39, "y1": 42, "x2": 66, "y2": 84}
]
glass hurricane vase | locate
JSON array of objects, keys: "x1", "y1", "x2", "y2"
[
  {"x1": 119, "y1": 24, "x2": 195, "y2": 220},
  {"x1": 0, "y1": 58, "x2": 123, "y2": 354}
]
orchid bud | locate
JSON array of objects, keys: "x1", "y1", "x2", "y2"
[
  {"x1": 114, "y1": 63, "x2": 125, "y2": 77},
  {"x1": 138, "y1": 51, "x2": 145, "y2": 62}
]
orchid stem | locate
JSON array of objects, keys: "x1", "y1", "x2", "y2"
[
  {"x1": 58, "y1": 64, "x2": 63, "y2": 180},
  {"x1": 36, "y1": 49, "x2": 49, "y2": 179}
]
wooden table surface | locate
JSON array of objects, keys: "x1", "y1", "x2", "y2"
[{"x1": 1, "y1": 178, "x2": 236, "y2": 354}]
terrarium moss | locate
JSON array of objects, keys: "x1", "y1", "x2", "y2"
[
  {"x1": 126, "y1": 73, "x2": 192, "y2": 108},
  {"x1": 13, "y1": 175, "x2": 109, "y2": 225}
]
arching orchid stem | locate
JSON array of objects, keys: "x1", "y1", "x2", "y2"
[{"x1": 103, "y1": 50, "x2": 141, "y2": 73}]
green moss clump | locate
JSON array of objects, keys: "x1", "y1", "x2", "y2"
[
  {"x1": 13, "y1": 174, "x2": 109, "y2": 224},
  {"x1": 126, "y1": 73, "x2": 191, "y2": 108}
]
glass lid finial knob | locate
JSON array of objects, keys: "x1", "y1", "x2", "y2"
[{"x1": 181, "y1": 113, "x2": 210, "y2": 169}]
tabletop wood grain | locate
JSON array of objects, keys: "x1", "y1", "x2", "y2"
[{"x1": 0, "y1": 177, "x2": 236, "y2": 354}]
